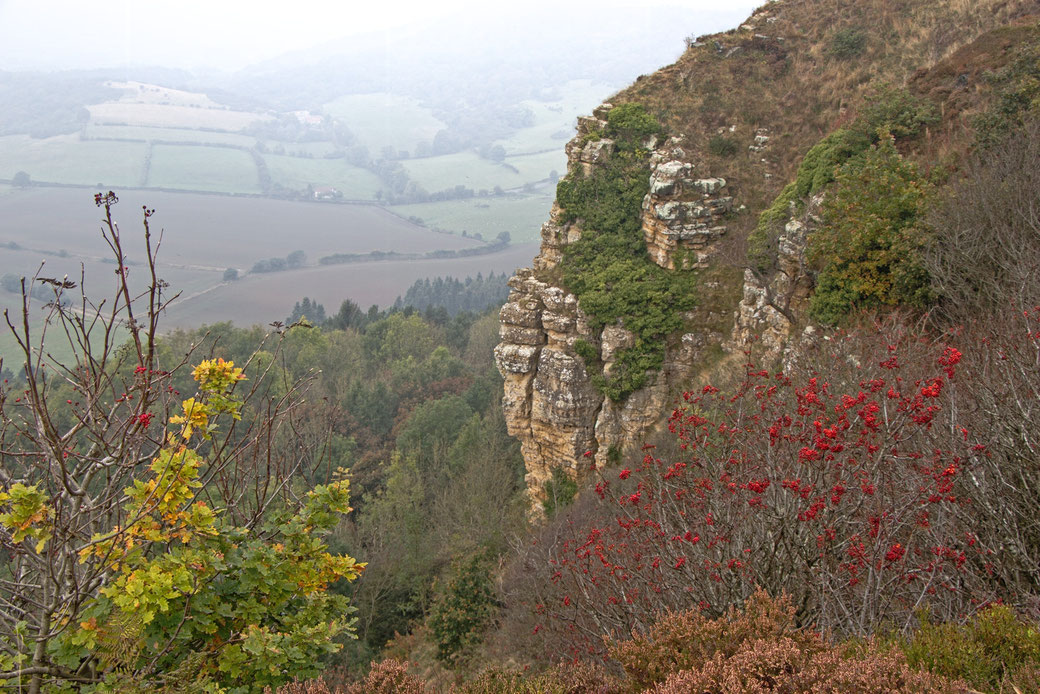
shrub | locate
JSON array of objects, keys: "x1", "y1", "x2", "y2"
[
  {"x1": 0, "y1": 194, "x2": 364, "y2": 692},
  {"x1": 450, "y1": 661, "x2": 619, "y2": 693},
  {"x1": 829, "y1": 28, "x2": 867, "y2": 59},
  {"x1": 707, "y1": 134, "x2": 739, "y2": 157},
  {"x1": 610, "y1": 589, "x2": 819, "y2": 690},
  {"x1": 542, "y1": 466, "x2": 579, "y2": 517},
  {"x1": 572, "y1": 338, "x2": 599, "y2": 368},
  {"x1": 924, "y1": 119, "x2": 1040, "y2": 321},
  {"x1": 807, "y1": 134, "x2": 933, "y2": 324},
  {"x1": 610, "y1": 590, "x2": 965, "y2": 694},
  {"x1": 509, "y1": 311, "x2": 1040, "y2": 655},
  {"x1": 344, "y1": 659, "x2": 427, "y2": 694},
  {"x1": 269, "y1": 678, "x2": 334, "y2": 694},
  {"x1": 272, "y1": 660, "x2": 427, "y2": 694},
  {"x1": 747, "y1": 129, "x2": 871, "y2": 273},
  {"x1": 653, "y1": 640, "x2": 965, "y2": 694},
  {"x1": 605, "y1": 102, "x2": 662, "y2": 147},
  {"x1": 428, "y1": 550, "x2": 500, "y2": 663},
  {"x1": 897, "y1": 606, "x2": 1040, "y2": 693},
  {"x1": 851, "y1": 83, "x2": 939, "y2": 142},
  {"x1": 749, "y1": 86, "x2": 936, "y2": 275}
]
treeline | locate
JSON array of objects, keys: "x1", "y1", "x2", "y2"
[
  {"x1": 393, "y1": 272, "x2": 511, "y2": 316},
  {"x1": 0, "y1": 72, "x2": 117, "y2": 138},
  {"x1": 251, "y1": 249, "x2": 306, "y2": 273},
  {"x1": 317, "y1": 233, "x2": 510, "y2": 267}
]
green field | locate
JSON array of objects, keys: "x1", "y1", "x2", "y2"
[
  {"x1": 147, "y1": 145, "x2": 260, "y2": 193},
  {"x1": 85, "y1": 124, "x2": 257, "y2": 148},
  {"x1": 402, "y1": 151, "x2": 559, "y2": 193},
  {"x1": 323, "y1": 93, "x2": 446, "y2": 154},
  {"x1": 492, "y1": 80, "x2": 614, "y2": 154},
  {"x1": 264, "y1": 155, "x2": 383, "y2": 198},
  {"x1": 390, "y1": 192, "x2": 554, "y2": 243},
  {"x1": 0, "y1": 135, "x2": 147, "y2": 188}
]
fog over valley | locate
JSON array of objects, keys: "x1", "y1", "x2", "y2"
[
  {"x1": 0, "y1": 0, "x2": 757, "y2": 350},
  {"x1": 5, "y1": 1, "x2": 1040, "y2": 691}
]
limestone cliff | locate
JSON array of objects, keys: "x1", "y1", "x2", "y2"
[
  {"x1": 494, "y1": 106, "x2": 733, "y2": 506},
  {"x1": 495, "y1": 0, "x2": 1040, "y2": 507}
]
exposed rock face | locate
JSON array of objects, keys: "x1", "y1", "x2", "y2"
[
  {"x1": 730, "y1": 197, "x2": 818, "y2": 364},
  {"x1": 495, "y1": 105, "x2": 733, "y2": 509},
  {"x1": 642, "y1": 139, "x2": 733, "y2": 270},
  {"x1": 494, "y1": 0, "x2": 1040, "y2": 511},
  {"x1": 494, "y1": 270, "x2": 600, "y2": 504}
]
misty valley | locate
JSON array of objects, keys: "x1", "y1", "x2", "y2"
[{"x1": 3, "y1": 1, "x2": 1040, "y2": 693}]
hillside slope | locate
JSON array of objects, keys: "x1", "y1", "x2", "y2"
[{"x1": 495, "y1": 0, "x2": 1040, "y2": 507}]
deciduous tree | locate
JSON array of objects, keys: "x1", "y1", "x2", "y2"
[{"x1": 0, "y1": 194, "x2": 363, "y2": 693}]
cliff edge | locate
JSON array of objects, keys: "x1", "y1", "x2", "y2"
[{"x1": 495, "y1": 0, "x2": 1040, "y2": 508}]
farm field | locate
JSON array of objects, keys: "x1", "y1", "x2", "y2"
[
  {"x1": 268, "y1": 142, "x2": 341, "y2": 158},
  {"x1": 402, "y1": 151, "x2": 559, "y2": 193},
  {"x1": 87, "y1": 103, "x2": 268, "y2": 131},
  {"x1": 0, "y1": 135, "x2": 147, "y2": 187},
  {"x1": 105, "y1": 81, "x2": 223, "y2": 108},
  {"x1": 162, "y1": 242, "x2": 539, "y2": 329},
  {"x1": 322, "y1": 93, "x2": 446, "y2": 154},
  {"x1": 390, "y1": 191, "x2": 554, "y2": 243},
  {"x1": 0, "y1": 187, "x2": 507, "y2": 359},
  {"x1": 147, "y1": 145, "x2": 260, "y2": 193},
  {"x1": 84, "y1": 124, "x2": 257, "y2": 148},
  {"x1": 492, "y1": 80, "x2": 614, "y2": 154},
  {"x1": 1, "y1": 77, "x2": 611, "y2": 206},
  {"x1": 0, "y1": 188, "x2": 484, "y2": 275},
  {"x1": 264, "y1": 155, "x2": 382, "y2": 199}
]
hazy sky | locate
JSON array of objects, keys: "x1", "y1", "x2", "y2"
[{"x1": 0, "y1": 0, "x2": 762, "y2": 72}]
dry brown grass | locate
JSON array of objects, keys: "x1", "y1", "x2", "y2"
[{"x1": 615, "y1": 0, "x2": 1040, "y2": 245}]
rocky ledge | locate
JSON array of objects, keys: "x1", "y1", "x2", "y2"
[{"x1": 495, "y1": 104, "x2": 736, "y2": 510}]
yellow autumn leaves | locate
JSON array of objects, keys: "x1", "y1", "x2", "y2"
[
  {"x1": 191, "y1": 357, "x2": 246, "y2": 392},
  {"x1": 0, "y1": 483, "x2": 52, "y2": 553},
  {"x1": 169, "y1": 358, "x2": 247, "y2": 440}
]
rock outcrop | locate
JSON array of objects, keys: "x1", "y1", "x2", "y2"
[
  {"x1": 495, "y1": 105, "x2": 732, "y2": 509},
  {"x1": 730, "y1": 197, "x2": 818, "y2": 364},
  {"x1": 494, "y1": 0, "x2": 1036, "y2": 510}
]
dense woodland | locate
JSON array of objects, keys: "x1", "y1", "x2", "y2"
[{"x1": 4, "y1": 0, "x2": 1040, "y2": 692}]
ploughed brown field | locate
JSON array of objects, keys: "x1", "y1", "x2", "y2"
[{"x1": 0, "y1": 187, "x2": 536, "y2": 333}]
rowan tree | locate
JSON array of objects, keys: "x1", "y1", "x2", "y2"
[
  {"x1": 0, "y1": 193, "x2": 363, "y2": 693},
  {"x1": 505, "y1": 312, "x2": 1039, "y2": 660}
]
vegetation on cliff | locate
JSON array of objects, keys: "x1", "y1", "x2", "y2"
[
  {"x1": 556, "y1": 103, "x2": 698, "y2": 401},
  {"x1": 747, "y1": 84, "x2": 937, "y2": 274}
]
